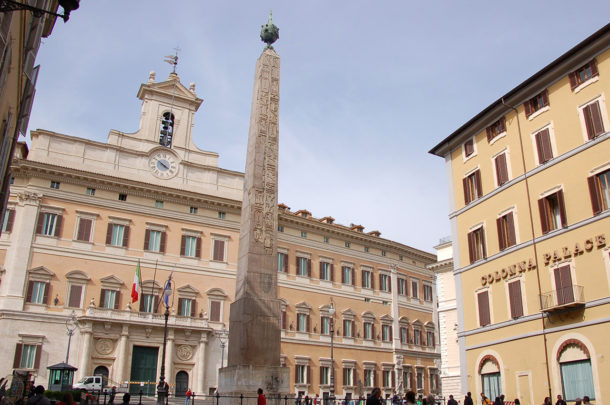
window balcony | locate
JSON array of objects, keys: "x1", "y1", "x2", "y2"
[{"x1": 540, "y1": 285, "x2": 585, "y2": 312}]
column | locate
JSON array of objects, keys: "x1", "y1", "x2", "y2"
[
  {"x1": 0, "y1": 192, "x2": 41, "y2": 310},
  {"x1": 196, "y1": 332, "x2": 207, "y2": 394},
  {"x1": 78, "y1": 329, "x2": 93, "y2": 380},
  {"x1": 165, "y1": 330, "x2": 175, "y2": 390},
  {"x1": 115, "y1": 324, "x2": 129, "y2": 384}
]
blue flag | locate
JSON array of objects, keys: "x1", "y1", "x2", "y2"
[{"x1": 163, "y1": 273, "x2": 173, "y2": 307}]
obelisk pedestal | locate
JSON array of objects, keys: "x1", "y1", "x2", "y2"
[{"x1": 218, "y1": 15, "x2": 289, "y2": 402}]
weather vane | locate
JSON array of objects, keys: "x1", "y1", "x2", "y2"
[
  {"x1": 260, "y1": 11, "x2": 279, "y2": 49},
  {"x1": 164, "y1": 46, "x2": 181, "y2": 74}
]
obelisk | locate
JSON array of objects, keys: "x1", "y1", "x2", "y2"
[{"x1": 218, "y1": 13, "x2": 289, "y2": 400}]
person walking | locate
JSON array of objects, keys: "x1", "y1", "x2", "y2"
[
  {"x1": 480, "y1": 394, "x2": 491, "y2": 405},
  {"x1": 258, "y1": 388, "x2": 267, "y2": 405},
  {"x1": 582, "y1": 397, "x2": 591, "y2": 405},
  {"x1": 109, "y1": 387, "x2": 116, "y2": 405},
  {"x1": 405, "y1": 392, "x2": 416, "y2": 405},
  {"x1": 185, "y1": 388, "x2": 192, "y2": 405},
  {"x1": 26, "y1": 386, "x2": 50, "y2": 405},
  {"x1": 555, "y1": 396, "x2": 566, "y2": 405},
  {"x1": 366, "y1": 388, "x2": 382, "y2": 405},
  {"x1": 465, "y1": 393, "x2": 474, "y2": 405},
  {"x1": 448, "y1": 395, "x2": 458, "y2": 405},
  {"x1": 121, "y1": 394, "x2": 131, "y2": 405}
]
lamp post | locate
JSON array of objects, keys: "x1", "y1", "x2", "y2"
[
  {"x1": 0, "y1": 0, "x2": 79, "y2": 22},
  {"x1": 329, "y1": 302, "x2": 336, "y2": 405},
  {"x1": 216, "y1": 327, "x2": 229, "y2": 369},
  {"x1": 157, "y1": 282, "x2": 172, "y2": 405},
  {"x1": 65, "y1": 310, "x2": 77, "y2": 364}
]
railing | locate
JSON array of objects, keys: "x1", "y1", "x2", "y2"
[
  {"x1": 540, "y1": 285, "x2": 585, "y2": 311},
  {"x1": 83, "y1": 306, "x2": 209, "y2": 328}
]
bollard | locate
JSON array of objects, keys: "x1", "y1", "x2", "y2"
[
  {"x1": 192, "y1": 392, "x2": 196, "y2": 405},
  {"x1": 216, "y1": 392, "x2": 220, "y2": 405},
  {"x1": 103, "y1": 390, "x2": 107, "y2": 405},
  {"x1": 240, "y1": 394, "x2": 244, "y2": 405},
  {"x1": 138, "y1": 390, "x2": 143, "y2": 405}
]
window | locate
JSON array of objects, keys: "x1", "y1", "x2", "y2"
[
  {"x1": 427, "y1": 331, "x2": 435, "y2": 347},
  {"x1": 379, "y1": 274, "x2": 390, "y2": 292},
  {"x1": 416, "y1": 370, "x2": 423, "y2": 390},
  {"x1": 75, "y1": 217, "x2": 93, "y2": 242},
  {"x1": 321, "y1": 316, "x2": 330, "y2": 335},
  {"x1": 508, "y1": 280, "x2": 524, "y2": 318},
  {"x1": 155, "y1": 201, "x2": 164, "y2": 209},
  {"x1": 36, "y1": 212, "x2": 62, "y2": 237},
  {"x1": 13, "y1": 344, "x2": 41, "y2": 369},
  {"x1": 382, "y1": 324, "x2": 392, "y2": 342},
  {"x1": 140, "y1": 294, "x2": 157, "y2": 313},
  {"x1": 189, "y1": 206, "x2": 198, "y2": 214},
  {"x1": 118, "y1": 193, "x2": 127, "y2": 201},
  {"x1": 364, "y1": 369, "x2": 374, "y2": 387},
  {"x1": 524, "y1": 89, "x2": 549, "y2": 118},
  {"x1": 343, "y1": 367, "x2": 353, "y2": 386},
  {"x1": 300, "y1": 231, "x2": 307, "y2": 238},
  {"x1": 278, "y1": 225, "x2": 284, "y2": 232},
  {"x1": 481, "y1": 365, "x2": 501, "y2": 402},
  {"x1": 320, "y1": 366, "x2": 330, "y2": 385},
  {"x1": 181, "y1": 235, "x2": 201, "y2": 258},
  {"x1": 569, "y1": 59, "x2": 598, "y2": 90},
  {"x1": 297, "y1": 257, "x2": 311, "y2": 277},
  {"x1": 67, "y1": 285, "x2": 83, "y2": 308},
  {"x1": 535, "y1": 128, "x2": 554, "y2": 164},
  {"x1": 477, "y1": 290, "x2": 491, "y2": 326},
  {"x1": 423, "y1": 284, "x2": 433, "y2": 302},
  {"x1": 2, "y1": 208, "x2": 15, "y2": 233},
  {"x1": 538, "y1": 190, "x2": 567, "y2": 234},
  {"x1": 497, "y1": 211, "x2": 516, "y2": 251},
  {"x1": 323, "y1": 236, "x2": 329, "y2": 243},
  {"x1": 554, "y1": 265, "x2": 575, "y2": 306},
  {"x1": 100, "y1": 289, "x2": 120, "y2": 309},
  {"x1": 364, "y1": 246, "x2": 369, "y2": 252},
  {"x1": 26, "y1": 281, "x2": 48, "y2": 304},
  {"x1": 463, "y1": 138, "x2": 475, "y2": 158},
  {"x1": 382, "y1": 370, "x2": 391, "y2": 388},
  {"x1": 341, "y1": 266, "x2": 353, "y2": 285},
  {"x1": 212, "y1": 238, "x2": 226, "y2": 262},
  {"x1": 144, "y1": 229, "x2": 166, "y2": 253},
  {"x1": 560, "y1": 360, "x2": 595, "y2": 401},
  {"x1": 345, "y1": 241, "x2": 350, "y2": 248},
  {"x1": 398, "y1": 278, "x2": 406, "y2": 296},
  {"x1": 297, "y1": 313, "x2": 310, "y2": 332},
  {"x1": 218, "y1": 211, "x2": 226, "y2": 219},
  {"x1": 178, "y1": 298, "x2": 195, "y2": 317},
  {"x1": 86, "y1": 187, "x2": 95, "y2": 196},
  {"x1": 582, "y1": 100, "x2": 605, "y2": 140},
  {"x1": 159, "y1": 112, "x2": 174, "y2": 147},
  {"x1": 468, "y1": 226, "x2": 487, "y2": 263},
  {"x1": 343, "y1": 319, "x2": 353, "y2": 337},
  {"x1": 486, "y1": 117, "x2": 506, "y2": 142},
  {"x1": 361, "y1": 269, "x2": 371, "y2": 288},
  {"x1": 381, "y1": 250, "x2": 386, "y2": 257},
  {"x1": 50, "y1": 181, "x2": 60, "y2": 189},
  {"x1": 106, "y1": 223, "x2": 129, "y2": 247},
  {"x1": 278, "y1": 252, "x2": 288, "y2": 273},
  {"x1": 463, "y1": 169, "x2": 482, "y2": 204},
  {"x1": 413, "y1": 329, "x2": 421, "y2": 345},
  {"x1": 281, "y1": 308, "x2": 287, "y2": 329},
  {"x1": 319, "y1": 261, "x2": 332, "y2": 281},
  {"x1": 588, "y1": 168, "x2": 610, "y2": 215},
  {"x1": 494, "y1": 152, "x2": 509, "y2": 187},
  {"x1": 411, "y1": 280, "x2": 419, "y2": 299},
  {"x1": 400, "y1": 327, "x2": 408, "y2": 344},
  {"x1": 209, "y1": 300, "x2": 222, "y2": 322},
  {"x1": 295, "y1": 364, "x2": 308, "y2": 384},
  {"x1": 363, "y1": 322, "x2": 373, "y2": 340}
]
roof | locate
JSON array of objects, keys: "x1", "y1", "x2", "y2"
[{"x1": 429, "y1": 22, "x2": 610, "y2": 157}]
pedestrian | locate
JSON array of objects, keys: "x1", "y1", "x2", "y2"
[
  {"x1": 493, "y1": 398, "x2": 502, "y2": 405},
  {"x1": 426, "y1": 395, "x2": 436, "y2": 405},
  {"x1": 448, "y1": 395, "x2": 458, "y2": 405},
  {"x1": 314, "y1": 394, "x2": 320, "y2": 405},
  {"x1": 582, "y1": 397, "x2": 591, "y2": 405},
  {"x1": 574, "y1": 399, "x2": 582, "y2": 405},
  {"x1": 405, "y1": 392, "x2": 416, "y2": 405},
  {"x1": 122, "y1": 393, "x2": 131, "y2": 405},
  {"x1": 465, "y1": 393, "x2": 473, "y2": 405},
  {"x1": 543, "y1": 398, "x2": 552, "y2": 405},
  {"x1": 258, "y1": 388, "x2": 266, "y2": 405},
  {"x1": 185, "y1": 388, "x2": 192, "y2": 405},
  {"x1": 500, "y1": 396, "x2": 505, "y2": 405},
  {"x1": 555, "y1": 396, "x2": 566, "y2": 405},
  {"x1": 514, "y1": 400, "x2": 520, "y2": 405},
  {"x1": 26, "y1": 386, "x2": 50, "y2": 405},
  {"x1": 56, "y1": 392, "x2": 74, "y2": 405},
  {"x1": 109, "y1": 387, "x2": 116, "y2": 405},
  {"x1": 367, "y1": 388, "x2": 382, "y2": 405},
  {"x1": 480, "y1": 394, "x2": 491, "y2": 405}
]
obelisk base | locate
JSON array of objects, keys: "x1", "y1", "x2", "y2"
[{"x1": 218, "y1": 365, "x2": 290, "y2": 404}]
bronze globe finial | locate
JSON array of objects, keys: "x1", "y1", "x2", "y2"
[{"x1": 260, "y1": 11, "x2": 279, "y2": 49}]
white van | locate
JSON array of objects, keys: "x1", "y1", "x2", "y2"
[{"x1": 73, "y1": 375, "x2": 106, "y2": 392}]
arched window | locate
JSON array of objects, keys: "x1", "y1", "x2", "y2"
[
  {"x1": 479, "y1": 356, "x2": 501, "y2": 401},
  {"x1": 93, "y1": 365, "x2": 109, "y2": 385},
  {"x1": 159, "y1": 112, "x2": 174, "y2": 147},
  {"x1": 558, "y1": 340, "x2": 595, "y2": 401}
]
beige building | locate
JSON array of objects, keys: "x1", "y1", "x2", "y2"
[
  {"x1": 430, "y1": 24, "x2": 610, "y2": 403},
  {"x1": 0, "y1": 67, "x2": 439, "y2": 398}
]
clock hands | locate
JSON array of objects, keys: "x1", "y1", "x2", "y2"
[{"x1": 157, "y1": 159, "x2": 170, "y2": 170}]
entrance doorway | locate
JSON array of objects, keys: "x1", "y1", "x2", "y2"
[
  {"x1": 129, "y1": 346, "x2": 159, "y2": 395},
  {"x1": 93, "y1": 366, "x2": 109, "y2": 387},
  {"x1": 175, "y1": 371, "x2": 188, "y2": 397}
]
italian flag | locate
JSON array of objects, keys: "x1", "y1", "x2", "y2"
[{"x1": 131, "y1": 260, "x2": 141, "y2": 303}]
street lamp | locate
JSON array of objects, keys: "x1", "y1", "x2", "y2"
[
  {"x1": 157, "y1": 281, "x2": 172, "y2": 405},
  {"x1": 65, "y1": 310, "x2": 77, "y2": 364},
  {"x1": 216, "y1": 327, "x2": 229, "y2": 369},
  {"x1": 329, "y1": 302, "x2": 336, "y2": 404},
  {"x1": 0, "y1": 0, "x2": 80, "y2": 22}
]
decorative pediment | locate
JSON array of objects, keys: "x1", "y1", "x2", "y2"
[
  {"x1": 424, "y1": 321, "x2": 436, "y2": 329},
  {"x1": 361, "y1": 311, "x2": 376, "y2": 321},
  {"x1": 341, "y1": 308, "x2": 356, "y2": 318},
  {"x1": 279, "y1": 298, "x2": 288, "y2": 310},
  {"x1": 28, "y1": 266, "x2": 54, "y2": 281},
  {"x1": 399, "y1": 316, "x2": 410, "y2": 325},
  {"x1": 65, "y1": 270, "x2": 91, "y2": 281},
  {"x1": 142, "y1": 280, "x2": 162, "y2": 294},
  {"x1": 295, "y1": 301, "x2": 311, "y2": 310},
  {"x1": 177, "y1": 284, "x2": 200, "y2": 295},
  {"x1": 137, "y1": 75, "x2": 203, "y2": 108},
  {"x1": 380, "y1": 314, "x2": 394, "y2": 322},
  {"x1": 100, "y1": 275, "x2": 124, "y2": 287},
  {"x1": 411, "y1": 319, "x2": 423, "y2": 327},
  {"x1": 206, "y1": 288, "x2": 227, "y2": 299}
]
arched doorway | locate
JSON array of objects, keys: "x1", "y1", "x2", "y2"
[
  {"x1": 93, "y1": 366, "x2": 109, "y2": 386},
  {"x1": 175, "y1": 371, "x2": 188, "y2": 397}
]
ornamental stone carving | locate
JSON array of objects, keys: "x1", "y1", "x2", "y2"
[
  {"x1": 96, "y1": 338, "x2": 114, "y2": 355},
  {"x1": 176, "y1": 345, "x2": 193, "y2": 361}
]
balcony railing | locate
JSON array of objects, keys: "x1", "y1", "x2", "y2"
[
  {"x1": 540, "y1": 285, "x2": 585, "y2": 312},
  {"x1": 83, "y1": 306, "x2": 210, "y2": 328}
]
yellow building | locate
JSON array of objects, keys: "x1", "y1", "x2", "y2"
[
  {"x1": 430, "y1": 24, "x2": 610, "y2": 403},
  {"x1": 0, "y1": 68, "x2": 439, "y2": 398}
]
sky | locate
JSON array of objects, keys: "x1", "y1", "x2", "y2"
[{"x1": 27, "y1": 1, "x2": 610, "y2": 254}]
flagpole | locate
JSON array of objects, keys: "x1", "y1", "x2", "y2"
[{"x1": 151, "y1": 259, "x2": 158, "y2": 312}]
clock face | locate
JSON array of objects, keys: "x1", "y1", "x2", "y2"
[{"x1": 148, "y1": 151, "x2": 178, "y2": 179}]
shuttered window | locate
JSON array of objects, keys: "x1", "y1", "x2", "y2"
[
  {"x1": 468, "y1": 227, "x2": 487, "y2": 263},
  {"x1": 180, "y1": 235, "x2": 201, "y2": 258},
  {"x1": 497, "y1": 212, "x2": 516, "y2": 251},
  {"x1": 538, "y1": 190, "x2": 567, "y2": 234},
  {"x1": 494, "y1": 153, "x2": 509, "y2": 187},
  {"x1": 582, "y1": 100, "x2": 605, "y2": 140},
  {"x1": 588, "y1": 169, "x2": 610, "y2": 215},
  {"x1": 13, "y1": 343, "x2": 41, "y2": 369},
  {"x1": 106, "y1": 223, "x2": 129, "y2": 247},
  {"x1": 524, "y1": 89, "x2": 549, "y2": 117},
  {"x1": 36, "y1": 212, "x2": 62, "y2": 237},
  {"x1": 2, "y1": 208, "x2": 15, "y2": 233},
  {"x1": 278, "y1": 252, "x2": 288, "y2": 273},
  {"x1": 554, "y1": 265, "x2": 574, "y2": 306},
  {"x1": 463, "y1": 138, "x2": 474, "y2": 157},
  {"x1": 297, "y1": 257, "x2": 311, "y2": 277},
  {"x1": 478, "y1": 290, "x2": 491, "y2": 326},
  {"x1": 177, "y1": 298, "x2": 196, "y2": 317},
  {"x1": 209, "y1": 300, "x2": 221, "y2": 322},
  {"x1": 486, "y1": 117, "x2": 506, "y2": 142},
  {"x1": 144, "y1": 229, "x2": 166, "y2": 253},
  {"x1": 535, "y1": 128, "x2": 553, "y2": 164},
  {"x1": 569, "y1": 59, "x2": 598, "y2": 90},
  {"x1": 75, "y1": 218, "x2": 92, "y2": 242},
  {"x1": 212, "y1": 239, "x2": 225, "y2": 261},
  {"x1": 463, "y1": 169, "x2": 482, "y2": 204},
  {"x1": 67, "y1": 285, "x2": 82, "y2": 308},
  {"x1": 26, "y1": 281, "x2": 49, "y2": 304},
  {"x1": 100, "y1": 289, "x2": 120, "y2": 309},
  {"x1": 508, "y1": 280, "x2": 523, "y2": 319}
]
